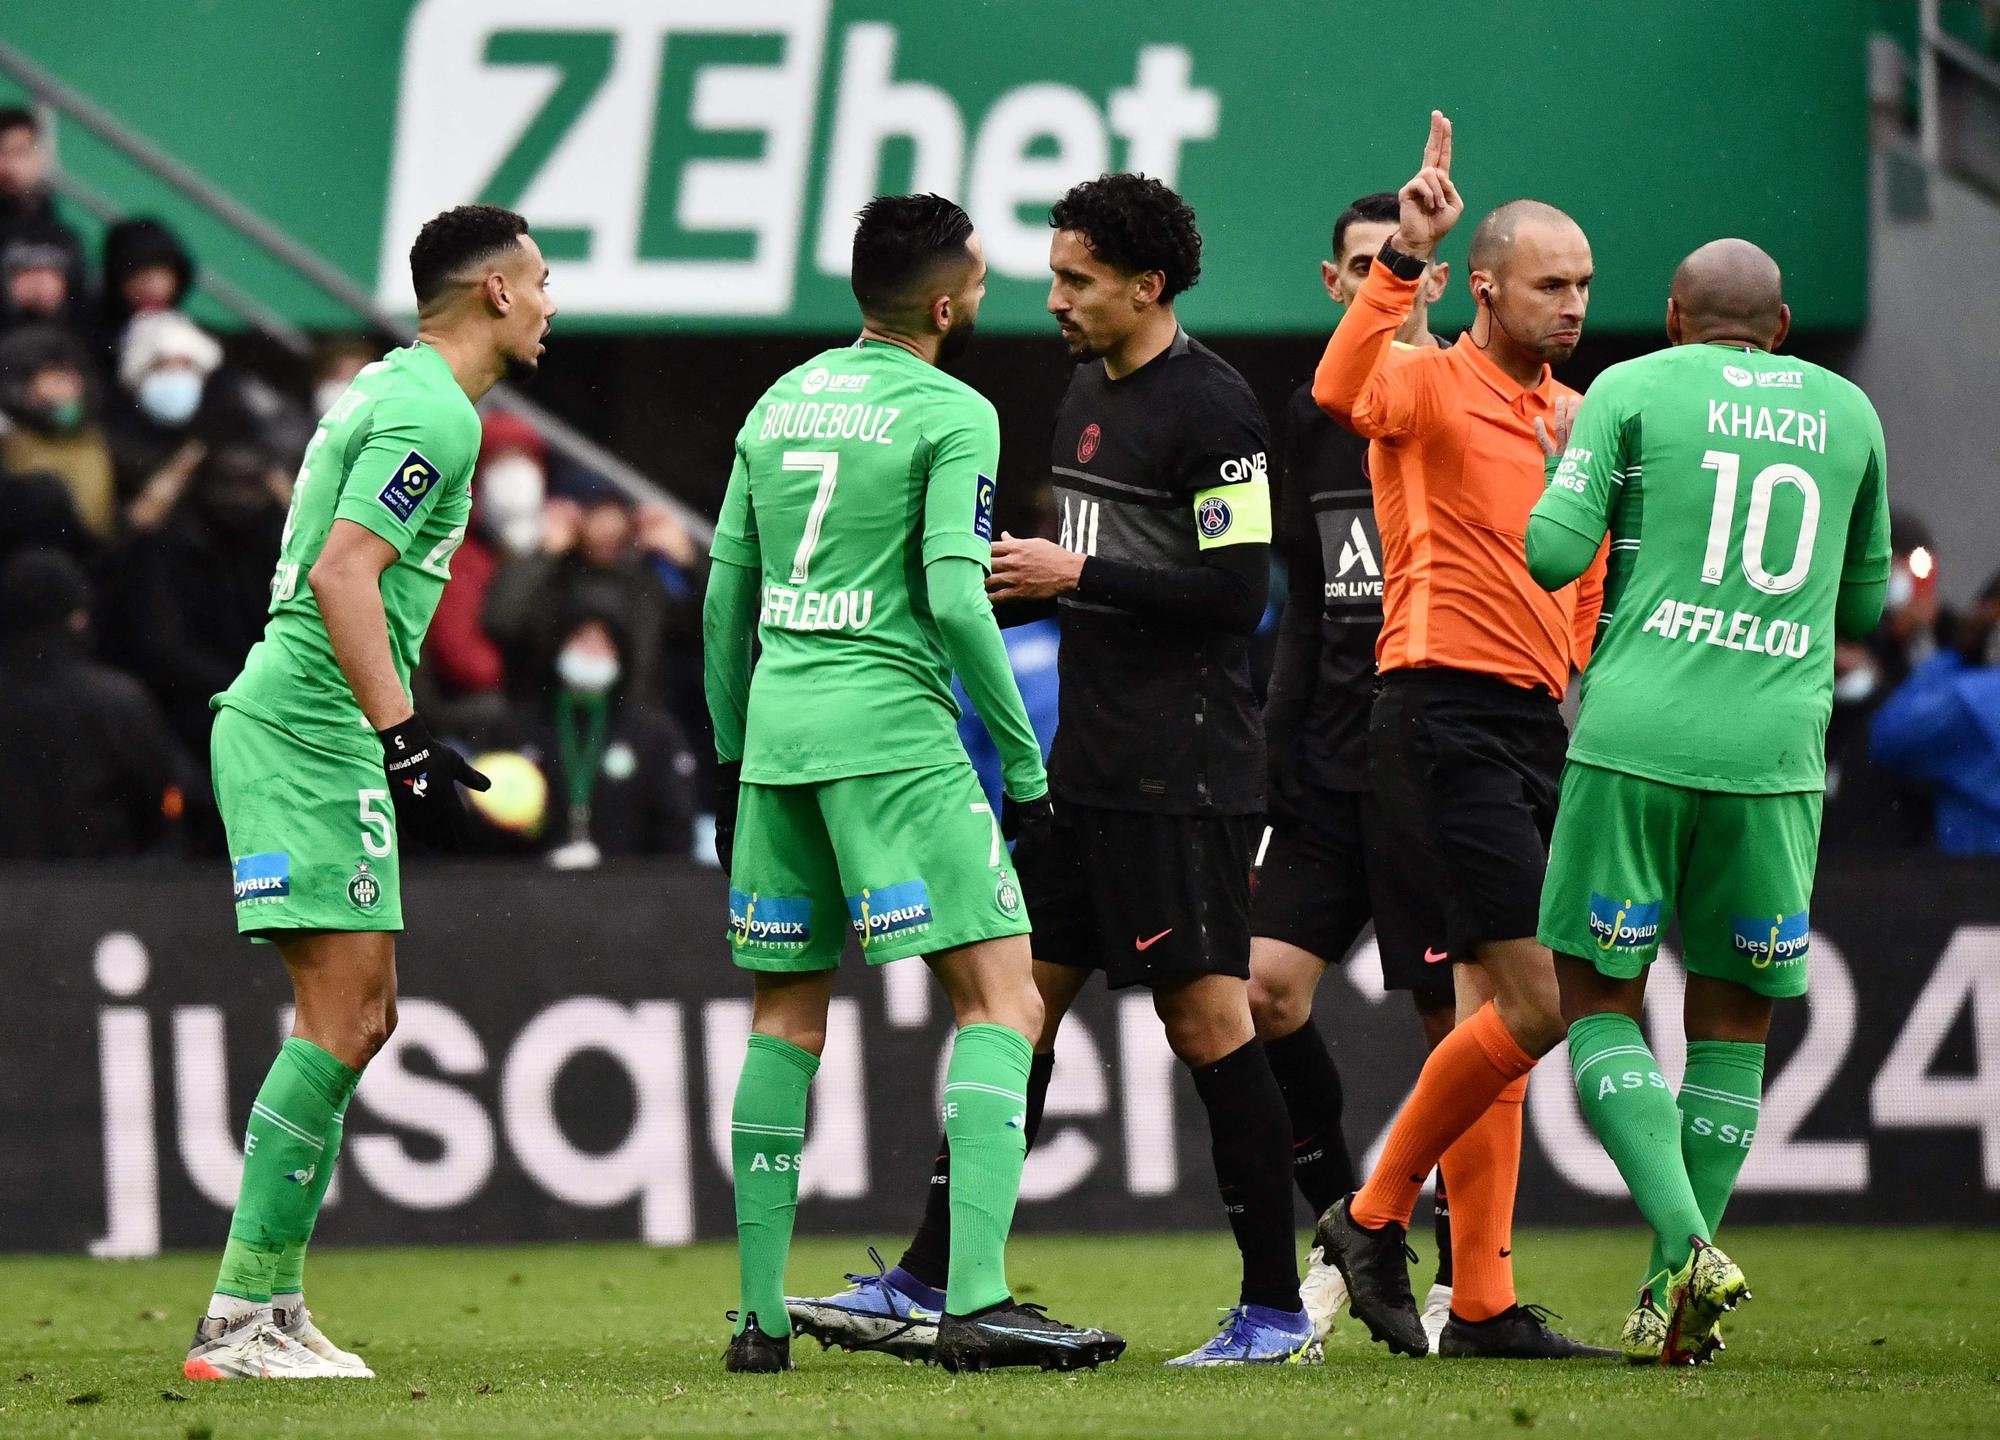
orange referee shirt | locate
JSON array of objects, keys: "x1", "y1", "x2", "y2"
[{"x1": 1313, "y1": 261, "x2": 1604, "y2": 698}]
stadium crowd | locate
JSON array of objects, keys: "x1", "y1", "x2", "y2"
[{"x1": 0, "y1": 105, "x2": 1992, "y2": 864}]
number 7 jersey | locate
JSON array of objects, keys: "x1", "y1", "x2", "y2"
[
  {"x1": 710, "y1": 338, "x2": 1001, "y2": 784},
  {"x1": 1534, "y1": 343, "x2": 1890, "y2": 794},
  {"x1": 215, "y1": 342, "x2": 480, "y2": 757}
]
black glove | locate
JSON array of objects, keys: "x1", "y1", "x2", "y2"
[
  {"x1": 1264, "y1": 745, "x2": 1301, "y2": 832},
  {"x1": 1001, "y1": 790, "x2": 1056, "y2": 852},
  {"x1": 713, "y1": 760, "x2": 742, "y2": 873},
  {"x1": 376, "y1": 713, "x2": 490, "y2": 849}
]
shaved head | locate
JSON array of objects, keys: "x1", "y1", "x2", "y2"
[
  {"x1": 1468, "y1": 199, "x2": 1580, "y2": 275},
  {"x1": 1670, "y1": 238, "x2": 1784, "y2": 340}
]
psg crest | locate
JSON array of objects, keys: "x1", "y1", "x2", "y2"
[
  {"x1": 1076, "y1": 422, "x2": 1101, "y2": 463},
  {"x1": 1196, "y1": 495, "x2": 1233, "y2": 539}
]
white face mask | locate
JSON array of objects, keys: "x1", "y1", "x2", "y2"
[
  {"x1": 556, "y1": 647, "x2": 619, "y2": 693},
  {"x1": 479, "y1": 453, "x2": 546, "y2": 554},
  {"x1": 137, "y1": 368, "x2": 203, "y2": 426}
]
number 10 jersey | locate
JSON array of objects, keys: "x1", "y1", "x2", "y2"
[{"x1": 1533, "y1": 343, "x2": 1890, "y2": 794}]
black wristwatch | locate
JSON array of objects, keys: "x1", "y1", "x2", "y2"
[{"x1": 1376, "y1": 237, "x2": 1429, "y2": 282}]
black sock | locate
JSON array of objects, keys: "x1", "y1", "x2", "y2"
[
  {"x1": 1432, "y1": 1169, "x2": 1453, "y2": 1288},
  {"x1": 897, "y1": 1050, "x2": 1055, "y2": 1290},
  {"x1": 1261, "y1": 1017, "x2": 1355, "y2": 1217},
  {"x1": 1191, "y1": 1039, "x2": 1302, "y2": 1313}
]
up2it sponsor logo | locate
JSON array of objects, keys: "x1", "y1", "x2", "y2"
[
  {"x1": 729, "y1": 890, "x2": 813, "y2": 949},
  {"x1": 847, "y1": 879, "x2": 932, "y2": 948},
  {"x1": 1588, "y1": 892, "x2": 1662, "y2": 951},
  {"x1": 231, "y1": 853, "x2": 291, "y2": 905},
  {"x1": 800, "y1": 367, "x2": 868, "y2": 396},
  {"x1": 1732, "y1": 910, "x2": 1810, "y2": 969}
]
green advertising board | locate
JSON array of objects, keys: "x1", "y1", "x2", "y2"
[{"x1": 6, "y1": 0, "x2": 1871, "y2": 333}]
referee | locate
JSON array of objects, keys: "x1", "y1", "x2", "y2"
[
  {"x1": 1308, "y1": 113, "x2": 1615, "y2": 1360},
  {"x1": 1254, "y1": 190, "x2": 1459, "y2": 1351}
]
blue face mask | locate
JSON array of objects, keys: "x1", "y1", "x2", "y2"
[{"x1": 137, "y1": 369, "x2": 203, "y2": 426}]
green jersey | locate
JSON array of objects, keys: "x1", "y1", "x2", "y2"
[
  {"x1": 216, "y1": 342, "x2": 480, "y2": 757},
  {"x1": 1533, "y1": 343, "x2": 1890, "y2": 793},
  {"x1": 711, "y1": 339, "x2": 1001, "y2": 784}
]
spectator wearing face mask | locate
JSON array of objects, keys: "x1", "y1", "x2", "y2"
[
  {"x1": 0, "y1": 109, "x2": 88, "y2": 311},
  {"x1": 469, "y1": 612, "x2": 698, "y2": 866},
  {"x1": 103, "y1": 442, "x2": 289, "y2": 800},
  {"x1": 0, "y1": 547, "x2": 184, "y2": 858},
  {"x1": 1822, "y1": 512, "x2": 1944, "y2": 849},
  {"x1": 483, "y1": 479, "x2": 670, "y2": 707},
  {"x1": 1870, "y1": 567, "x2": 2000, "y2": 856},
  {"x1": 93, "y1": 217, "x2": 195, "y2": 363},
  {"x1": 419, "y1": 410, "x2": 548, "y2": 736},
  {"x1": 108, "y1": 308, "x2": 222, "y2": 523},
  {"x1": 0, "y1": 324, "x2": 116, "y2": 541}
]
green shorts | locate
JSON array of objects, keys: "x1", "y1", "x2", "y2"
[
  {"x1": 728, "y1": 762, "x2": 1029, "y2": 972},
  {"x1": 1537, "y1": 762, "x2": 1820, "y2": 998},
  {"x1": 211, "y1": 705, "x2": 401, "y2": 940}
]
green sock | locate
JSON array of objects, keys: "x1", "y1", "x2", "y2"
[
  {"x1": 213, "y1": 1038, "x2": 360, "y2": 1304},
  {"x1": 731, "y1": 1032, "x2": 819, "y2": 1339},
  {"x1": 272, "y1": 1098, "x2": 349, "y2": 1298},
  {"x1": 1645, "y1": 1040, "x2": 1766, "y2": 1286},
  {"x1": 1568, "y1": 1014, "x2": 1708, "y2": 1276},
  {"x1": 941, "y1": 1022, "x2": 1032, "y2": 1316}
]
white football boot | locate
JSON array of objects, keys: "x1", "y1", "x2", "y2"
[
  {"x1": 183, "y1": 1310, "x2": 354, "y2": 1380},
  {"x1": 273, "y1": 1303, "x2": 375, "y2": 1376}
]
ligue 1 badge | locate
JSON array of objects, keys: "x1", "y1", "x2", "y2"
[{"x1": 347, "y1": 861, "x2": 382, "y2": 911}]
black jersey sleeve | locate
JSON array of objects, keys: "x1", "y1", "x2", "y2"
[
  {"x1": 1073, "y1": 542, "x2": 1268, "y2": 634},
  {"x1": 1170, "y1": 365, "x2": 1273, "y2": 497}
]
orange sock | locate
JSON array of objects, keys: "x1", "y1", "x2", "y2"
[
  {"x1": 1350, "y1": 1004, "x2": 1535, "y2": 1231},
  {"x1": 1438, "y1": 1075, "x2": 1528, "y2": 1322}
]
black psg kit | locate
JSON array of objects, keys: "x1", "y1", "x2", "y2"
[
  {"x1": 1022, "y1": 330, "x2": 1272, "y2": 988},
  {"x1": 1045, "y1": 330, "x2": 1271, "y2": 817}
]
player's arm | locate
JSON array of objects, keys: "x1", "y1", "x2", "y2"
[
  {"x1": 1526, "y1": 379, "x2": 1631, "y2": 591},
  {"x1": 1312, "y1": 111, "x2": 1459, "y2": 438},
  {"x1": 701, "y1": 441, "x2": 760, "y2": 768},
  {"x1": 1055, "y1": 378, "x2": 1273, "y2": 633},
  {"x1": 1836, "y1": 410, "x2": 1892, "y2": 639},
  {"x1": 319, "y1": 399, "x2": 489, "y2": 837},
  {"x1": 310, "y1": 521, "x2": 413, "y2": 727},
  {"x1": 920, "y1": 402, "x2": 1048, "y2": 804}
]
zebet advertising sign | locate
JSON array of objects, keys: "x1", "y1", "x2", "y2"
[
  {"x1": 0, "y1": 859, "x2": 1993, "y2": 1257},
  {"x1": 7, "y1": 0, "x2": 1871, "y2": 332}
]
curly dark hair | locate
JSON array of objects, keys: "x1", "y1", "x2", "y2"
[
  {"x1": 1048, "y1": 174, "x2": 1202, "y2": 299},
  {"x1": 409, "y1": 204, "x2": 529, "y2": 307}
]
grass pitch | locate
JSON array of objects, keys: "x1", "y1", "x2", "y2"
[{"x1": 2, "y1": 1228, "x2": 1994, "y2": 1440}]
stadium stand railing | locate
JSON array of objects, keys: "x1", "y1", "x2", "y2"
[{"x1": 0, "y1": 37, "x2": 713, "y2": 541}]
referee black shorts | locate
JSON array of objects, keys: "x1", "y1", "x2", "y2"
[
  {"x1": 1017, "y1": 800, "x2": 1256, "y2": 990},
  {"x1": 1368, "y1": 668, "x2": 1568, "y2": 958},
  {"x1": 1251, "y1": 785, "x2": 1455, "y2": 1006}
]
